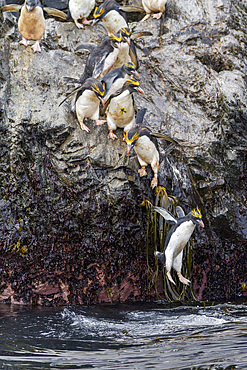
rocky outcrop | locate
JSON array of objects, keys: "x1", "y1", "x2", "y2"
[{"x1": 0, "y1": 0, "x2": 246, "y2": 305}]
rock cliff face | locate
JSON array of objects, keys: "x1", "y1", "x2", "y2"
[{"x1": 0, "y1": 0, "x2": 246, "y2": 305}]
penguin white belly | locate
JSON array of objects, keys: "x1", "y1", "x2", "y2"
[
  {"x1": 107, "y1": 91, "x2": 135, "y2": 128},
  {"x1": 18, "y1": 6, "x2": 45, "y2": 41},
  {"x1": 112, "y1": 43, "x2": 131, "y2": 69},
  {"x1": 134, "y1": 136, "x2": 159, "y2": 166},
  {"x1": 69, "y1": 0, "x2": 95, "y2": 19},
  {"x1": 142, "y1": 0, "x2": 167, "y2": 13},
  {"x1": 166, "y1": 221, "x2": 195, "y2": 260},
  {"x1": 98, "y1": 47, "x2": 120, "y2": 79},
  {"x1": 102, "y1": 10, "x2": 128, "y2": 34},
  {"x1": 76, "y1": 90, "x2": 99, "y2": 120}
]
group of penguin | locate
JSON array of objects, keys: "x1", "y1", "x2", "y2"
[{"x1": 1, "y1": 0, "x2": 205, "y2": 288}]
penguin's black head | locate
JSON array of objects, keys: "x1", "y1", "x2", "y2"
[
  {"x1": 124, "y1": 127, "x2": 140, "y2": 155},
  {"x1": 108, "y1": 33, "x2": 122, "y2": 49},
  {"x1": 25, "y1": 0, "x2": 39, "y2": 12},
  {"x1": 119, "y1": 27, "x2": 132, "y2": 46},
  {"x1": 190, "y1": 207, "x2": 204, "y2": 228},
  {"x1": 122, "y1": 77, "x2": 144, "y2": 95},
  {"x1": 122, "y1": 62, "x2": 140, "y2": 79},
  {"x1": 92, "y1": 0, "x2": 117, "y2": 25},
  {"x1": 88, "y1": 79, "x2": 106, "y2": 106}
]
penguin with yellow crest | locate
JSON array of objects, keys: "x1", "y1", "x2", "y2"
[
  {"x1": 153, "y1": 206, "x2": 204, "y2": 286},
  {"x1": 104, "y1": 77, "x2": 144, "y2": 140},
  {"x1": 125, "y1": 108, "x2": 176, "y2": 188},
  {"x1": 74, "y1": 78, "x2": 106, "y2": 132},
  {"x1": 92, "y1": 0, "x2": 143, "y2": 35}
]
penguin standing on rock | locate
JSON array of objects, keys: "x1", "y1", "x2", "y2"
[
  {"x1": 92, "y1": 0, "x2": 143, "y2": 35},
  {"x1": 68, "y1": 0, "x2": 95, "y2": 29},
  {"x1": 141, "y1": 0, "x2": 167, "y2": 21},
  {"x1": 125, "y1": 108, "x2": 176, "y2": 188},
  {"x1": 105, "y1": 77, "x2": 144, "y2": 140},
  {"x1": 73, "y1": 78, "x2": 106, "y2": 132},
  {"x1": 59, "y1": 33, "x2": 123, "y2": 106},
  {"x1": 153, "y1": 206, "x2": 204, "y2": 286},
  {"x1": 1, "y1": 0, "x2": 67, "y2": 52}
]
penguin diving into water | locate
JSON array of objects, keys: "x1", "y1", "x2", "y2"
[
  {"x1": 141, "y1": 0, "x2": 167, "y2": 21},
  {"x1": 68, "y1": 0, "x2": 95, "y2": 29},
  {"x1": 1, "y1": 0, "x2": 67, "y2": 52},
  {"x1": 153, "y1": 206, "x2": 204, "y2": 286},
  {"x1": 92, "y1": 0, "x2": 143, "y2": 35},
  {"x1": 104, "y1": 77, "x2": 144, "y2": 140},
  {"x1": 125, "y1": 108, "x2": 176, "y2": 188}
]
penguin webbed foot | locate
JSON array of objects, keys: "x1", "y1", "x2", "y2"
[
  {"x1": 152, "y1": 12, "x2": 163, "y2": 20},
  {"x1": 167, "y1": 271, "x2": 176, "y2": 285},
  {"x1": 19, "y1": 38, "x2": 29, "y2": 47},
  {"x1": 138, "y1": 166, "x2": 147, "y2": 177},
  {"x1": 79, "y1": 121, "x2": 90, "y2": 132},
  {"x1": 151, "y1": 176, "x2": 158, "y2": 188},
  {"x1": 95, "y1": 119, "x2": 106, "y2": 126},
  {"x1": 31, "y1": 40, "x2": 41, "y2": 53},
  {"x1": 177, "y1": 272, "x2": 191, "y2": 285},
  {"x1": 108, "y1": 131, "x2": 118, "y2": 140},
  {"x1": 75, "y1": 19, "x2": 84, "y2": 29},
  {"x1": 140, "y1": 13, "x2": 151, "y2": 22}
]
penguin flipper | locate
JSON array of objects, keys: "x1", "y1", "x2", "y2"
[
  {"x1": 58, "y1": 85, "x2": 83, "y2": 106},
  {"x1": 63, "y1": 77, "x2": 81, "y2": 84},
  {"x1": 150, "y1": 132, "x2": 178, "y2": 145},
  {"x1": 131, "y1": 31, "x2": 153, "y2": 40},
  {"x1": 136, "y1": 108, "x2": 147, "y2": 125},
  {"x1": 153, "y1": 206, "x2": 177, "y2": 225},
  {"x1": 43, "y1": 7, "x2": 67, "y2": 20},
  {"x1": 75, "y1": 43, "x2": 96, "y2": 53},
  {"x1": 176, "y1": 206, "x2": 185, "y2": 218},
  {"x1": 119, "y1": 5, "x2": 144, "y2": 13},
  {"x1": 1, "y1": 4, "x2": 22, "y2": 13}
]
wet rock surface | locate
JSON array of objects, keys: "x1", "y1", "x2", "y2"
[{"x1": 0, "y1": 0, "x2": 246, "y2": 305}]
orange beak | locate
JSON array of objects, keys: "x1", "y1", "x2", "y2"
[
  {"x1": 126, "y1": 37, "x2": 131, "y2": 46},
  {"x1": 198, "y1": 220, "x2": 204, "y2": 228},
  {"x1": 134, "y1": 71, "x2": 140, "y2": 79},
  {"x1": 100, "y1": 97, "x2": 105, "y2": 106},
  {"x1": 136, "y1": 87, "x2": 144, "y2": 95}
]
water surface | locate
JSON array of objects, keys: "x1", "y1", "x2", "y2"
[{"x1": 0, "y1": 301, "x2": 247, "y2": 369}]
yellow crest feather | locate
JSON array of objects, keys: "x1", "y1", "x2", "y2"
[{"x1": 191, "y1": 207, "x2": 202, "y2": 218}]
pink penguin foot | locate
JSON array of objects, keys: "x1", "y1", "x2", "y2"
[
  {"x1": 177, "y1": 272, "x2": 191, "y2": 285},
  {"x1": 151, "y1": 176, "x2": 158, "y2": 188},
  {"x1": 20, "y1": 38, "x2": 29, "y2": 47},
  {"x1": 138, "y1": 167, "x2": 147, "y2": 177},
  {"x1": 95, "y1": 119, "x2": 106, "y2": 126},
  {"x1": 108, "y1": 131, "x2": 118, "y2": 140},
  {"x1": 152, "y1": 12, "x2": 163, "y2": 19},
  {"x1": 31, "y1": 41, "x2": 41, "y2": 52},
  {"x1": 79, "y1": 121, "x2": 90, "y2": 132},
  {"x1": 141, "y1": 13, "x2": 151, "y2": 22},
  {"x1": 83, "y1": 18, "x2": 93, "y2": 26},
  {"x1": 75, "y1": 19, "x2": 84, "y2": 29},
  {"x1": 167, "y1": 271, "x2": 176, "y2": 285}
]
